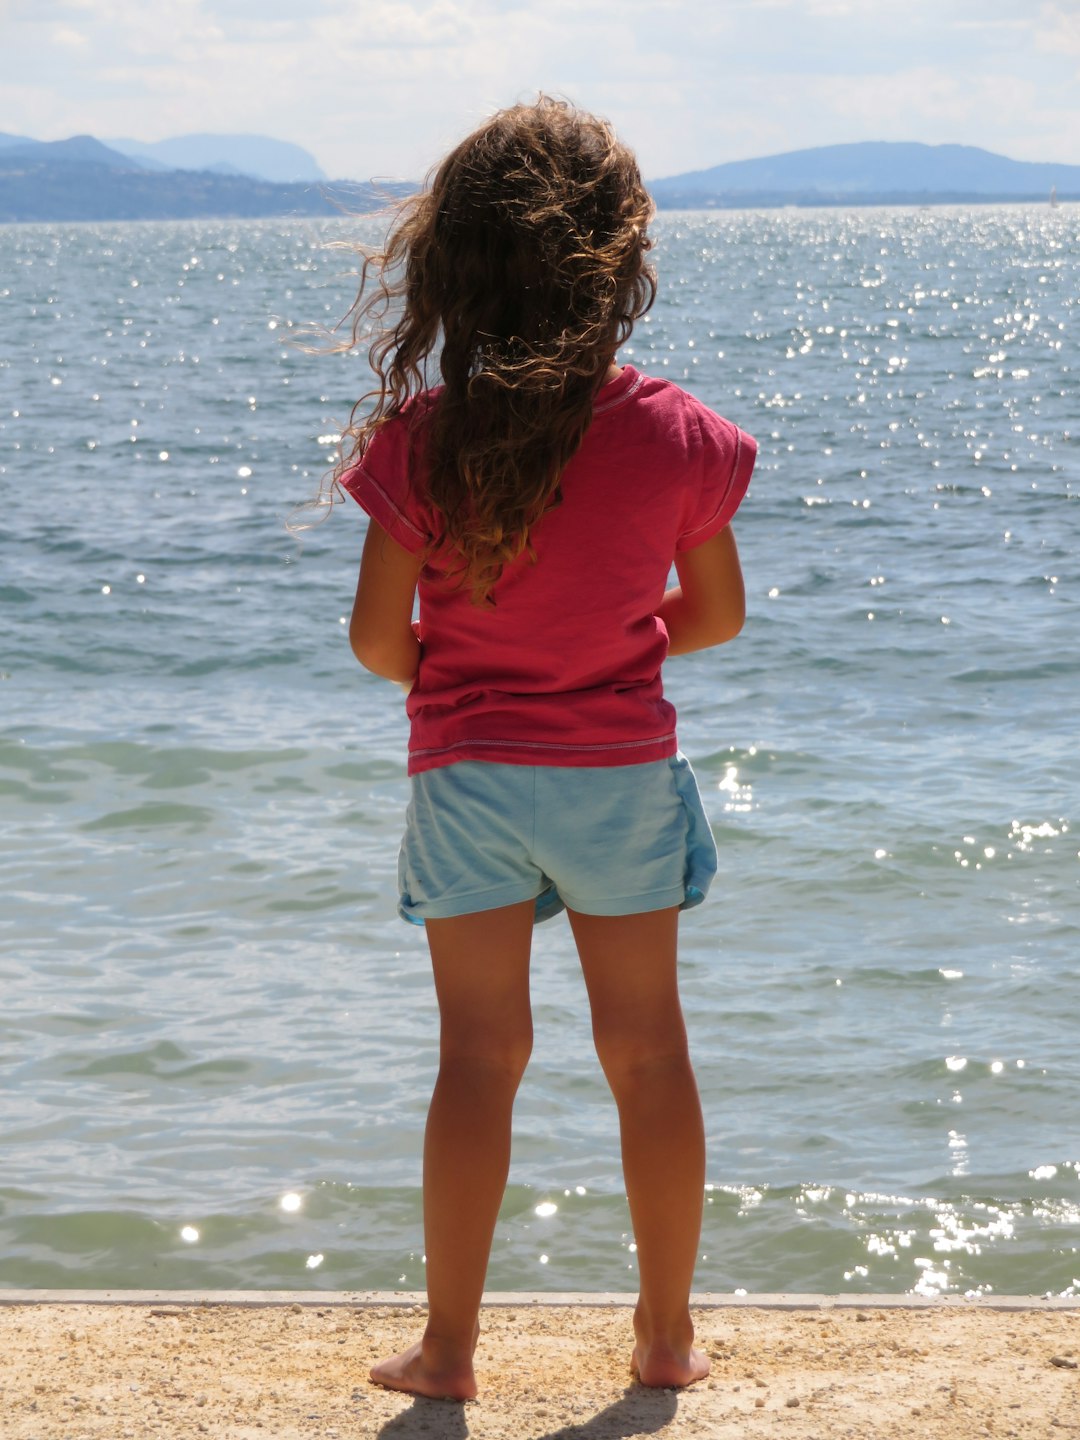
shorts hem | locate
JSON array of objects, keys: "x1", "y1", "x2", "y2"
[
  {"x1": 399, "y1": 880, "x2": 544, "y2": 925},
  {"x1": 557, "y1": 883, "x2": 689, "y2": 918}
]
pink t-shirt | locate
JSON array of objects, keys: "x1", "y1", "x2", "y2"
[{"x1": 342, "y1": 364, "x2": 756, "y2": 774}]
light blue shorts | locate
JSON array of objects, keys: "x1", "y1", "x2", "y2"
[{"x1": 398, "y1": 752, "x2": 717, "y2": 926}]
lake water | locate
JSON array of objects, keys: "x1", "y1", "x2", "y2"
[{"x1": 1, "y1": 206, "x2": 1077, "y2": 1298}]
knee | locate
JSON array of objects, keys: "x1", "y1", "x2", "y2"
[
  {"x1": 592, "y1": 1028, "x2": 690, "y2": 1095},
  {"x1": 440, "y1": 1026, "x2": 533, "y2": 1087}
]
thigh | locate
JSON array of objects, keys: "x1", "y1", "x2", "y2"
[
  {"x1": 426, "y1": 900, "x2": 535, "y2": 1063},
  {"x1": 567, "y1": 906, "x2": 688, "y2": 1063}
]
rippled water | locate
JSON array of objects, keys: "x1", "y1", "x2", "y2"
[{"x1": 1, "y1": 207, "x2": 1078, "y2": 1297}]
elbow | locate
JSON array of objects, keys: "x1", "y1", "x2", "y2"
[
  {"x1": 665, "y1": 606, "x2": 745, "y2": 657},
  {"x1": 719, "y1": 605, "x2": 746, "y2": 643},
  {"x1": 704, "y1": 599, "x2": 745, "y2": 647},
  {"x1": 349, "y1": 631, "x2": 397, "y2": 681},
  {"x1": 349, "y1": 624, "x2": 418, "y2": 684},
  {"x1": 349, "y1": 631, "x2": 378, "y2": 674},
  {"x1": 721, "y1": 579, "x2": 747, "y2": 641}
]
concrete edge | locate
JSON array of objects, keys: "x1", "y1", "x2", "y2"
[{"x1": 1, "y1": 1290, "x2": 1077, "y2": 1311}]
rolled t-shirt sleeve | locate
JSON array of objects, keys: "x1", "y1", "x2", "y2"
[
  {"x1": 676, "y1": 404, "x2": 757, "y2": 552},
  {"x1": 339, "y1": 417, "x2": 431, "y2": 556}
]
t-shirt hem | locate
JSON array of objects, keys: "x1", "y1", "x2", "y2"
[{"x1": 407, "y1": 732, "x2": 678, "y2": 775}]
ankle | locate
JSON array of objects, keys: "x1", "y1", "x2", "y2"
[
  {"x1": 422, "y1": 1317, "x2": 480, "y2": 1365},
  {"x1": 634, "y1": 1302, "x2": 694, "y2": 1351}
]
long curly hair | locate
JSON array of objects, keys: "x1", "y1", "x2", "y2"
[{"x1": 327, "y1": 96, "x2": 656, "y2": 603}]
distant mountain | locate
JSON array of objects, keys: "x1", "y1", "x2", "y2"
[
  {"x1": 0, "y1": 143, "x2": 402, "y2": 223},
  {"x1": 0, "y1": 134, "x2": 166, "y2": 171},
  {"x1": 649, "y1": 141, "x2": 1080, "y2": 207},
  {"x1": 106, "y1": 133, "x2": 326, "y2": 183},
  {"x1": 5, "y1": 132, "x2": 1077, "y2": 222}
]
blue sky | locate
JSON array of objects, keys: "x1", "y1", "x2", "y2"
[{"x1": 3, "y1": 0, "x2": 1080, "y2": 180}]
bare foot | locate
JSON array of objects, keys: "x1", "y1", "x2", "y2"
[
  {"x1": 631, "y1": 1339, "x2": 710, "y2": 1388},
  {"x1": 631, "y1": 1308, "x2": 710, "y2": 1388},
  {"x1": 369, "y1": 1339, "x2": 477, "y2": 1401}
]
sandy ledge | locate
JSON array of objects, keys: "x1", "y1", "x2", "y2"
[{"x1": 1, "y1": 1292, "x2": 1078, "y2": 1439}]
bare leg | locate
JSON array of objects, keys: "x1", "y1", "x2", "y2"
[
  {"x1": 370, "y1": 900, "x2": 534, "y2": 1400},
  {"x1": 568, "y1": 906, "x2": 709, "y2": 1388}
]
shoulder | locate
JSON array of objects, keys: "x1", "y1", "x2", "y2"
[
  {"x1": 370, "y1": 388, "x2": 441, "y2": 451},
  {"x1": 343, "y1": 390, "x2": 440, "y2": 482},
  {"x1": 607, "y1": 375, "x2": 756, "y2": 548},
  {"x1": 615, "y1": 371, "x2": 745, "y2": 460}
]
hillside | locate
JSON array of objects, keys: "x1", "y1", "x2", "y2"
[
  {"x1": 0, "y1": 137, "x2": 399, "y2": 222},
  {"x1": 105, "y1": 134, "x2": 325, "y2": 183},
  {"x1": 3, "y1": 134, "x2": 1078, "y2": 221},
  {"x1": 648, "y1": 141, "x2": 1080, "y2": 207}
]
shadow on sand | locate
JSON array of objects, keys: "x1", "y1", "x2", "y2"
[{"x1": 375, "y1": 1383, "x2": 679, "y2": 1439}]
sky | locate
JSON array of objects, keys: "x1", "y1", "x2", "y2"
[{"x1": 3, "y1": 0, "x2": 1080, "y2": 181}]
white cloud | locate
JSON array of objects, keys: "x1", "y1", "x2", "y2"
[
  {"x1": 805, "y1": 65, "x2": 1039, "y2": 137},
  {"x1": 752, "y1": 0, "x2": 858, "y2": 12},
  {"x1": 1035, "y1": 2, "x2": 1080, "y2": 58},
  {"x1": 2, "y1": 0, "x2": 1080, "y2": 179},
  {"x1": 308, "y1": 1, "x2": 473, "y2": 50}
]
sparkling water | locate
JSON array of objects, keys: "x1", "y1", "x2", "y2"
[{"x1": 1, "y1": 207, "x2": 1077, "y2": 1296}]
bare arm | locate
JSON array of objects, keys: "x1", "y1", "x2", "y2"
[
  {"x1": 656, "y1": 524, "x2": 746, "y2": 657},
  {"x1": 349, "y1": 519, "x2": 423, "y2": 685}
]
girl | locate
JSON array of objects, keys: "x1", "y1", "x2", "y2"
[{"x1": 335, "y1": 97, "x2": 754, "y2": 1399}]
